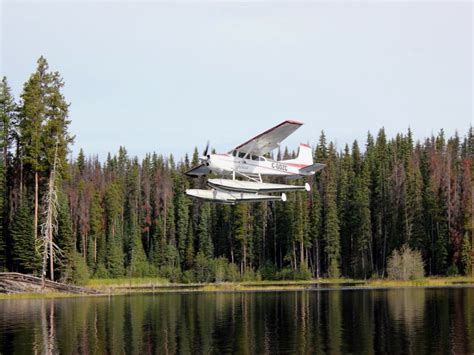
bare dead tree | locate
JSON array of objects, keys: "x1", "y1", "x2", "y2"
[{"x1": 38, "y1": 142, "x2": 62, "y2": 288}]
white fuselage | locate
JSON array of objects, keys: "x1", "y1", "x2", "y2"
[{"x1": 206, "y1": 153, "x2": 305, "y2": 177}]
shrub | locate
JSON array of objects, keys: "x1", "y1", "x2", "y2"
[
  {"x1": 158, "y1": 265, "x2": 182, "y2": 283},
  {"x1": 94, "y1": 263, "x2": 109, "y2": 278},
  {"x1": 70, "y1": 252, "x2": 90, "y2": 285},
  {"x1": 293, "y1": 264, "x2": 312, "y2": 280},
  {"x1": 182, "y1": 270, "x2": 195, "y2": 284},
  {"x1": 447, "y1": 264, "x2": 460, "y2": 276},
  {"x1": 387, "y1": 244, "x2": 424, "y2": 280},
  {"x1": 225, "y1": 262, "x2": 240, "y2": 282},
  {"x1": 275, "y1": 267, "x2": 294, "y2": 280},
  {"x1": 258, "y1": 262, "x2": 278, "y2": 280},
  {"x1": 241, "y1": 269, "x2": 261, "y2": 282},
  {"x1": 212, "y1": 257, "x2": 228, "y2": 282},
  {"x1": 193, "y1": 252, "x2": 213, "y2": 283}
]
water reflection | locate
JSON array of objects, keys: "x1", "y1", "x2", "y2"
[{"x1": 1, "y1": 288, "x2": 473, "y2": 354}]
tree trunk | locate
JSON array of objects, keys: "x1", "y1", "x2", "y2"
[
  {"x1": 34, "y1": 171, "x2": 38, "y2": 242},
  {"x1": 300, "y1": 240, "x2": 305, "y2": 268},
  {"x1": 94, "y1": 235, "x2": 97, "y2": 263},
  {"x1": 49, "y1": 226, "x2": 54, "y2": 281}
]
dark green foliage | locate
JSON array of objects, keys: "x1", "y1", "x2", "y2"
[
  {"x1": 56, "y1": 193, "x2": 75, "y2": 281},
  {"x1": 0, "y1": 77, "x2": 16, "y2": 269},
  {"x1": 11, "y1": 202, "x2": 40, "y2": 273},
  {"x1": 197, "y1": 202, "x2": 213, "y2": 259},
  {"x1": 1, "y1": 59, "x2": 472, "y2": 282},
  {"x1": 70, "y1": 251, "x2": 90, "y2": 285},
  {"x1": 324, "y1": 143, "x2": 341, "y2": 278},
  {"x1": 106, "y1": 237, "x2": 125, "y2": 278}
]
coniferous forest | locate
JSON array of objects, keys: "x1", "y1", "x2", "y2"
[{"x1": 0, "y1": 57, "x2": 472, "y2": 284}]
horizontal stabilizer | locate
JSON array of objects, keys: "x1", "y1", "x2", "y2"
[
  {"x1": 185, "y1": 164, "x2": 210, "y2": 177},
  {"x1": 299, "y1": 163, "x2": 325, "y2": 175}
]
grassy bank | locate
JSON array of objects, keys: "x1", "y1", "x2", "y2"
[
  {"x1": 0, "y1": 292, "x2": 79, "y2": 300},
  {"x1": 1, "y1": 276, "x2": 473, "y2": 300},
  {"x1": 85, "y1": 276, "x2": 474, "y2": 293}
]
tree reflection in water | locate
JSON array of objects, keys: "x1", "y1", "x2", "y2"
[{"x1": 0, "y1": 288, "x2": 473, "y2": 354}]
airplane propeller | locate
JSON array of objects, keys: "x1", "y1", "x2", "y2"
[
  {"x1": 200, "y1": 141, "x2": 211, "y2": 166},
  {"x1": 203, "y1": 140, "x2": 210, "y2": 158}
]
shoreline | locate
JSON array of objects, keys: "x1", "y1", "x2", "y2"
[{"x1": 1, "y1": 276, "x2": 473, "y2": 300}]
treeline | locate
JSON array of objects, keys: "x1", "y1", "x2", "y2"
[{"x1": 0, "y1": 57, "x2": 472, "y2": 283}]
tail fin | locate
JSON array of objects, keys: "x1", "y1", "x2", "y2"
[{"x1": 281, "y1": 143, "x2": 313, "y2": 166}]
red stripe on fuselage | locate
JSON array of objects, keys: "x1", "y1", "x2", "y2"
[{"x1": 286, "y1": 162, "x2": 308, "y2": 168}]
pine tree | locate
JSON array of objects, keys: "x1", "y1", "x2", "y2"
[
  {"x1": 233, "y1": 203, "x2": 250, "y2": 273},
  {"x1": 338, "y1": 144, "x2": 352, "y2": 275},
  {"x1": 373, "y1": 128, "x2": 390, "y2": 275},
  {"x1": 11, "y1": 201, "x2": 40, "y2": 273},
  {"x1": 251, "y1": 202, "x2": 267, "y2": 268},
  {"x1": 0, "y1": 77, "x2": 16, "y2": 269},
  {"x1": 198, "y1": 202, "x2": 213, "y2": 259},
  {"x1": 0, "y1": 152, "x2": 4, "y2": 269},
  {"x1": 0, "y1": 77, "x2": 16, "y2": 160},
  {"x1": 18, "y1": 57, "x2": 49, "y2": 251},
  {"x1": 88, "y1": 190, "x2": 105, "y2": 269},
  {"x1": 105, "y1": 182, "x2": 124, "y2": 277},
  {"x1": 324, "y1": 143, "x2": 341, "y2": 278},
  {"x1": 17, "y1": 57, "x2": 73, "y2": 275},
  {"x1": 351, "y1": 162, "x2": 372, "y2": 278},
  {"x1": 406, "y1": 149, "x2": 426, "y2": 251},
  {"x1": 185, "y1": 221, "x2": 195, "y2": 268},
  {"x1": 56, "y1": 192, "x2": 75, "y2": 281},
  {"x1": 128, "y1": 231, "x2": 149, "y2": 277},
  {"x1": 76, "y1": 148, "x2": 85, "y2": 174},
  {"x1": 309, "y1": 184, "x2": 322, "y2": 278},
  {"x1": 176, "y1": 185, "x2": 190, "y2": 266}
]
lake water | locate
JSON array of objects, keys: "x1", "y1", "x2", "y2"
[{"x1": 1, "y1": 287, "x2": 473, "y2": 354}]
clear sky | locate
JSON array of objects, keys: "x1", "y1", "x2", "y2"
[{"x1": 1, "y1": 0, "x2": 472, "y2": 161}]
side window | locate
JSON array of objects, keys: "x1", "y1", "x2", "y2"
[{"x1": 238, "y1": 152, "x2": 246, "y2": 158}]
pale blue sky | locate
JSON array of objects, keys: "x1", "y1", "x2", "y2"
[{"x1": 1, "y1": 1, "x2": 472, "y2": 160}]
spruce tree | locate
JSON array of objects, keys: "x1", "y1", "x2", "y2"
[
  {"x1": 176, "y1": 188, "x2": 190, "y2": 266},
  {"x1": 18, "y1": 57, "x2": 48, "y2": 250},
  {"x1": 351, "y1": 162, "x2": 372, "y2": 278},
  {"x1": 0, "y1": 77, "x2": 16, "y2": 268},
  {"x1": 11, "y1": 201, "x2": 40, "y2": 273},
  {"x1": 198, "y1": 202, "x2": 213, "y2": 259},
  {"x1": 88, "y1": 191, "x2": 105, "y2": 269},
  {"x1": 105, "y1": 182, "x2": 124, "y2": 277},
  {"x1": 56, "y1": 192, "x2": 75, "y2": 281},
  {"x1": 129, "y1": 232, "x2": 149, "y2": 277},
  {"x1": 338, "y1": 144, "x2": 352, "y2": 275},
  {"x1": 324, "y1": 143, "x2": 340, "y2": 278},
  {"x1": 233, "y1": 203, "x2": 250, "y2": 273},
  {"x1": 309, "y1": 184, "x2": 322, "y2": 278}
]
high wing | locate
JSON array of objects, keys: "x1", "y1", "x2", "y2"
[
  {"x1": 185, "y1": 164, "x2": 210, "y2": 177},
  {"x1": 231, "y1": 120, "x2": 303, "y2": 156}
]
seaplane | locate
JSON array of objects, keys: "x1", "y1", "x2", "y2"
[{"x1": 185, "y1": 120, "x2": 325, "y2": 204}]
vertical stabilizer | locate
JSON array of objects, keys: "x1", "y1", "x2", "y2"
[{"x1": 280, "y1": 143, "x2": 313, "y2": 166}]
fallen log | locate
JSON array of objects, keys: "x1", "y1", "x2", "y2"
[{"x1": 0, "y1": 272, "x2": 98, "y2": 294}]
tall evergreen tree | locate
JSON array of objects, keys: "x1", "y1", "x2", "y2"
[
  {"x1": 11, "y1": 200, "x2": 39, "y2": 273},
  {"x1": 198, "y1": 202, "x2": 213, "y2": 259},
  {"x1": 324, "y1": 143, "x2": 341, "y2": 278},
  {"x1": 56, "y1": 192, "x2": 75, "y2": 281}
]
